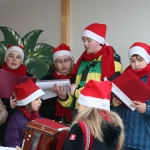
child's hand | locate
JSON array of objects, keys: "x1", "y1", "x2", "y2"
[
  {"x1": 10, "y1": 93, "x2": 17, "y2": 108},
  {"x1": 112, "y1": 95, "x2": 122, "y2": 107},
  {"x1": 68, "y1": 84, "x2": 78, "y2": 96},
  {"x1": 16, "y1": 146, "x2": 22, "y2": 150},
  {"x1": 130, "y1": 101, "x2": 146, "y2": 113},
  {"x1": 52, "y1": 84, "x2": 67, "y2": 100}
]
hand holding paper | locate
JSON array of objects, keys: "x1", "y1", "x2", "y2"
[
  {"x1": 112, "y1": 83, "x2": 136, "y2": 111},
  {"x1": 52, "y1": 84, "x2": 68, "y2": 99},
  {"x1": 130, "y1": 101, "x2": 147, "y2": 113},
  {"x1": 36, "y1": 79, "x2": 71, "y2": 99},
  {"x1": 104, "y1": 75, "x2": 135, "y2": 111},
  {"x1": 112, "y1": 70, "x2": 150, "y2": 111},
  {"x1": 69, "y1": 84, "x2": 78, "y2": 96},
  {"x1": 10, "y1": 96, "x2": 17, "y2": 109}
]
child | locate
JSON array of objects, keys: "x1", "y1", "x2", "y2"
[
  {"x1": 62, "y1": 80, "x2": 124, "y2": 150},
  {"x1": 53, "y1": 23, "x2": 123, "y2": 118},
  {"x1": 0, "y1": 99, "x2": 8, "y2": 126},
  {"x1": 39, "y1": 43, "x2": 74, "y2": 123},
  {"x1": 4, "y1": 79, "x2": 44, "y2": 147},
  {"x1": 0, "y1": 44, "x2": 33, "y2": 146},
  {"x1": 0, "y1": 99, "x2": 8, "y2": 145},
  {"x1": 111, "y1": 42, "x2": 150, "y2": 150}
]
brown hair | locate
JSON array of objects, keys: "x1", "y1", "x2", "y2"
[
  {"x1": 131, "y1": 54, "x2": 141, "y2": 59},
  {"x1": 25, "y1": 103, "x2": 33, "y2": 112}
]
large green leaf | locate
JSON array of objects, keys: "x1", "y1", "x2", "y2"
[
  {"x1": 34, "y1": 43, "x2": 54, "y2": 61},
  {"x1": 0, "y1": 26, "x2": 22, "y2": 45},
  {"x1": 26, "y1": 57, "x2": 49, "y2": 79},
  {"x1": 22, "y1": 30, "x2": 43, "y2": 55},
  {"x1": 0, "y1": 41, "x2": 7, "y2": 65},
  {"x1": 25, "y1": 43, "x2": 53, "y2": 61},
  {"x1": 24, "y1": 43, "x2": 54, "y2": 79}
]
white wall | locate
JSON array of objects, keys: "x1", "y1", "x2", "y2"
[
  {"x1": 0, "y1": 0, "x2": 150, "y2": 69},
  {"x1": 70, "y1": 0, "x2": 150, "y2": 69},
  {"x1": 0, "y1": 0, "x2": 61, "y2": 47}
]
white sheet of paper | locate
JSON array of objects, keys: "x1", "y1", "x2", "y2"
[
  {"x1": 0, "y1": 147, "x2": 17, "y2": 150},
  {"x1": 36, "y1": 79, "x2": 71, "y2": 99},
  {"x1": 112, "y1": 83, "x2": 136, "y2": 111},
  {"x1": 42, "y1": 89, "x2": 57, "y2": 99}
]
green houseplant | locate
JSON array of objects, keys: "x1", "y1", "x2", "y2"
[{"x1": 0, "y1": 26, "x2": 54, "y2": 79}]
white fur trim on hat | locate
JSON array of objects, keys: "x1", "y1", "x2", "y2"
[
  {"x1": 53, "y1": 50, "x2": 72, "y2": 61},
  {"x1": 17, "y1": 89, "x2": 45, "y2": 106},
  {"x1": 78, "y1": 93, "x2": 110, "y2": 110},
  {"x1": 82, "y1": 30, "x2": 105, "y2": 45},
  {"x1": 129, "y1": 46, "x2": 150, "y2": 64},
  {"x1": 5, "y1": 46, "x2": 24, "y2": 63}
]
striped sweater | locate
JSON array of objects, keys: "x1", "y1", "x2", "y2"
[{"x1": 59, "y1": 51, "x2": 123, "y2": 109}]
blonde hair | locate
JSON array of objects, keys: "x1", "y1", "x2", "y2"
[{"x1": 72, "y1": 107, "x2": 124, "y2": 150}]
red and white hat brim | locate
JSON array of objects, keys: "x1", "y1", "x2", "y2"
[
  {"x1": 82, "y1": 30, "x2": 105, "y2": 45},
  {"x1": 129, "y1": 46, "x2": 150, "y2": 64},
  {"x1": 53, "y1": 50, "x2": 72, "y2": 61},
  {"x1": 78, "y1": 93, "x2": 110, "y2": 110},
  {"x1": 5, "y1": 46, "x2": 24, "y2": 63},
  {"x1": 17, "y1": 89, "x2": 45, "y2": 106}
]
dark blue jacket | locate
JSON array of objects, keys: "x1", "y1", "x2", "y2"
[{"x1": 111, "y1": 75, "x2": 150, "y2": 150}]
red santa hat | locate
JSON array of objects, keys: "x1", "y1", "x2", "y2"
[
  {"x1": 5, "y1": 44, "x2": 24, "y2": 63},
  {"x1": 129, "y1": 42, "x2": 150, "y2": 64},
  {"x1": 78, "y1": 80, "x2": 112, "y2": 110},
  {"x1": 14, "y1": 79, "x2": 45, "y2": 106},
  {"x1": 53, "y1": 43, "x2": 73, "y2": 61},
  {"x1": 82, "y1": 23, "x2": 107, "y2": 45}
]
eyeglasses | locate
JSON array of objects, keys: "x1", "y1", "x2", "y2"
[{"x1": 55, "y1": 58, "x2": 72, "y2": 65}]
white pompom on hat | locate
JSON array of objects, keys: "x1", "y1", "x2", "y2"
[
  {"x1": 82, "y1": 23, "x2": 107, "y2": 45},
  {"x1": 129, "y1": 42, "x2": 150, "y2": 64},
  {"x1": 15, "y1": 79, "x2": 45, "y2": 106},
  {"x1": 78, "y1": 80, "x2": 112, "y2": 110},
  {"x1": 53, "y1": 43, "x2": 73, "y2": 61},
  {"x1": 5, "y1": 44, "x2": 24, "y2": 63}
]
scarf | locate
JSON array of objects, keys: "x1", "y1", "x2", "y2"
[
  {"x1": 124, "y1": 63, "x2": 150, "y2": 86},
  {"x1": 52, "y1": 72, "x2": 73, "y2": 122},
  {"x1": 2, "y1": 62, "x2": 27, "y2": 76},
  {"x1": 19, "y1": 107, "x2": 39, "y2": 121},
  {"x1": 52, "y1": 72, "x2": 73, "y2": 79},
  {"x1": 71, "y1": 44, "x2": 115, "y2": 81}
]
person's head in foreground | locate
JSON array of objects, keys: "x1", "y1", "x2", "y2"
[
  {"x1": 15, "y1": 79, "x2": 45, "y2": 114},
  {"x1": 74, "y1": 80, "x2": 124, "y2": 149}
]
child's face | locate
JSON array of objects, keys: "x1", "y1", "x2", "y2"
[
  {"x1": 55, "y1": 55, "x2": 72, "y2": 75},
  {"x1": 82, "y1": 36, "x2": 102, "y2": 54},
  {"x1": 78, "y1": 104, "x2": 86, "y2": 113},
  {"x1": 130, "y1": 55, "x2": 147, "y2": 70},
  {"x1": 31, "y1": 97, "x2": 42, "y2": 112},
  {"x1": 6, "y1": 50, "x2": 22, "y2": 70}
]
